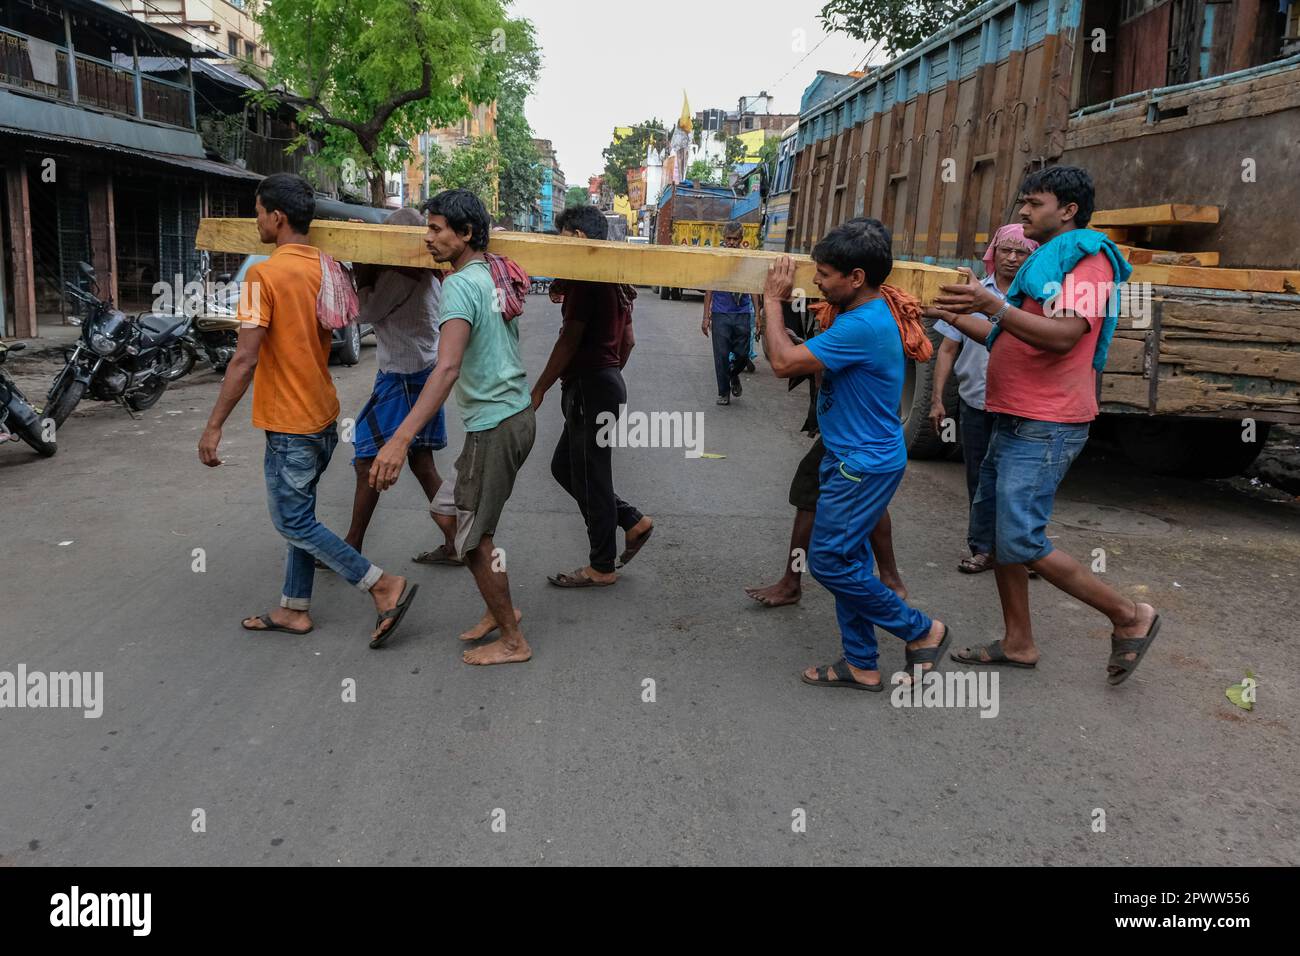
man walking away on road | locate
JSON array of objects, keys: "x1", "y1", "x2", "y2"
[
  {"x1": 761, "y1": 219, "x2": 949, "y2": 690},
  {"x1": 929, "y1": 222, "x2": 1037, "y2": 574},
  {"x1": 342, "y1": 206, "x2": 457, "y2": 566},
  {"x1": 198, "y1": 173, "x2": 418, "y2": 649},
  {"x1": 702, "y1": 221, "x2": 759, "y2": 405},
  {"x1": 369, "y1": 189, "x2": 535, "y2": 666},
  {"x1": 929, "y1": 165, "x2": 1159, "y2": 685},
  {"x1": 531, "y1": 203, "x2": 654, "y2": 588}
]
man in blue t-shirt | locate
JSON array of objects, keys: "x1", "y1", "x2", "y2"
[
  {"x1": 701, "y1": 221, "x2": 759, "y2": 405},
  {"x1": 761, "y1": 218, "x2": 949, "y2": 691}
]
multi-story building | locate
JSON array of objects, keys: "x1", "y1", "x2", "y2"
[
  {"x1": 107, "y1": 0, "x2": 266, "y2": 66},
  {"x1": 691, "y1": 92, "x2": 798, "y2": 169},
  {"x1": 695, "y1": 92, "x2": 797, "y2": 138},
  {"x1": 403, "y1": 101, "x2": 498, "y2": 210},
  {"x1": 530, "y1": 137, "x2": 564, "y2": 232},
  {"x1": 0, "y1": 0, "x2": 293, "y2": 336}
]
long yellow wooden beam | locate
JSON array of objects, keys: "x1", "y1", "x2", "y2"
[
  {"x1": 194, "y1": 218, "x2": 963, "y2": 301},
  {"x1": 1091, "y1": 204, "x2": 1220, "y2": 227}
]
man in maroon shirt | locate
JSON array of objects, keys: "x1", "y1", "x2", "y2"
[
  {"x1": 928, "y1": 166, "x2": 1160, "y2": 686},
  {"x1": 531, "y1": 205, "x2": 655, "y2": 587}
]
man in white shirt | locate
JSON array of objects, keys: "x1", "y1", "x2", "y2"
[{"x1": 929, "y1": 223, "x2": 1036, "y2": 574}]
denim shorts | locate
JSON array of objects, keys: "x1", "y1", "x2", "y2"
[{"x1": 968, "y1": 414, "x2": 1090, "y2": 565}]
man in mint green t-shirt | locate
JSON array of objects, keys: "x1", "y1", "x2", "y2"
[{"x1": 371, "y1": 189, "x2": 536, "y2": 667}]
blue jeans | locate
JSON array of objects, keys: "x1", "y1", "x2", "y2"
[
  {"x1": 968, "y1": 414, "x2": 1090, "y2": 566},
  {"x1": 710, "y1": 312, "x2": 751, "y2": 395},
  {"x1": 264, "y1": 425, "x2": 382, "y2": 609},
  {"x1": 809, "y1": 454, "x2": 932, "y2": 671}
]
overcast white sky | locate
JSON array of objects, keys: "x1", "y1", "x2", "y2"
[{"x1": 509, "y1": 0, "x2": 873, "y2": 188}]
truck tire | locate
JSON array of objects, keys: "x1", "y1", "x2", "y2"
[
  {"x1": 671, "y1": 288, "x2": 682, "y2": 301},
  {"x1": 659, "y1": 285, "x2": 670, "y2": 300},
  {"x1": 1115, "y1": 417, "x2": 1271, "y2": 479},
  {"x1": 335, "y1": 323, "x2": 362, "y2": 367},
  {"x1": 901, "y1": 327, "x2": 959, "y2": 460}
]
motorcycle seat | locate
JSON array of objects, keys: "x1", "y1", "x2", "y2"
[{"x1": 137, "y1": 313, "x2": 188, "y2": 345}]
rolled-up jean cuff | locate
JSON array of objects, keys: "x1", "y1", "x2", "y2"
[
  {"x1": 356, "y1": 564, "x2": 383, "y2": 591},
  {"x1": 280, "y1": 595, "x2": 311, "y2": 611}
]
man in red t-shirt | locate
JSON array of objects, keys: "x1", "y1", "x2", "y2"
[
  {"x1": 928, "y1": 166, "x2": 1160, "y2": 686},
  {"x1": 531, "y1": 204, "x2": 654, "y2": 587}
]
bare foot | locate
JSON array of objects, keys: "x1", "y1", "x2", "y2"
[
  {"x1": 1108, "y1": 602, "x2": 1157, "y2": 676},
  {"x1": 879, "y1": 572, "x2": 908, "y2": 601},
  {"x1": 745, "y1": 579, "x2": 802, "y2": 607},
  {"x1": 463, "y1": 634, "x2": 532, "y2": 665},
  {"x1": 459, "y1": 608, "x2": 523, "y2": 642}
]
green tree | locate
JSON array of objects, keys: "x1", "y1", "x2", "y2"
[
  {"x1": 602, "y1": 120, "x2": 668, "y2": 195},
  {"x1": 493, "y1": 19, "x2": 542, "y2": 223},
  {"x1": 686, "y1": 159, "x2": 717, "y2": 185},
  {"x1": 818, "y1": 0, "x2": 981, "y2": 55},
  {"x1": 248, "y1": 0, "x2": 537, "y2": 206},
  {"x1": 425, "y1": 136, "x2": 500, "y2": 210},
  {"x1": 565, "y1": 186, "x2": 590, "y2": 207}
]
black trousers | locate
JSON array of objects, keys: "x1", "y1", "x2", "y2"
[{"x1": 550, "y1": 367, "x2": 644, "y2": 573}]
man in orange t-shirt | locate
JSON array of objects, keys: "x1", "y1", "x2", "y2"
[{"x1": 198, "y1": 174, "x2": 418, "y2": 648}]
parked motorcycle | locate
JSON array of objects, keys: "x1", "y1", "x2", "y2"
[
  {"x1": 187, "y1": 253, "x2": 370, "y2": 372},
  {"x1": 0, "y1": 342, "x2": 56, "y2": 457},
  {"x1": 180, "y1": 252, "x2": 240, "y2": 373},
  {"x1": 45, "y1": 263, "x2": 195, "y2": 427}
]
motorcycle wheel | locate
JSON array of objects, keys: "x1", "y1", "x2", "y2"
[
  {"x1": 126, "y1": 378, "x2": 167, "y2": 412},
  {"x1": 161, "y1": 341, "x2": 197, "y2": 382},
  {"x1": 14, "y1": 417, "x2": 56, "y2": 457},
  {"x1": 45, "y1": 378, "x2": 86, "y2": 428}
]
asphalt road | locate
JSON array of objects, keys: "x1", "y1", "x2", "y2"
[{"x1": 2, "y1": 292, "x2": 1297, "y2": 866}]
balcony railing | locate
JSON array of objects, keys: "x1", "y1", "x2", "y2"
[{"x1": 0, "y1": 26, "x2": 194, "y2": 130}]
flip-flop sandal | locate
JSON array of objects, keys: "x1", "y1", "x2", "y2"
[
  {"x1": 800, "y1": 657, "x2": 884, "y2": 692},
  {"x1": 957, "y1": 554, "x2": 993, "y2": 574},
  {"x1": 1107, "y1": 614, "x2": 1162, "y2": 686},
  {"x1": 905, "y1": 623, "x2": 953, "y2": 674},
  {"x1": 547, "y1": 568, "x2": 616, "y2": 588},
  {"x1": 617, "y1": 524, "x2": 655, "y2": 568},
  {"x1": 950, "y1": 639, "x2": 1037, "y2": 668},
  {"x1": 368, "y1": 583, "x2": 420, "y2": 649},
  {"x1": 412, "y1": 545, "x2": 464, "y2": 566},
  {"x1": 242, "y1": 613, "x2": 313, "y2": 636}
]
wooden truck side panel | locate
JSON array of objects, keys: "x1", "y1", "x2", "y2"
[{"x1": 786, "y1": 0, "x2": 1300, "y2": 423}]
